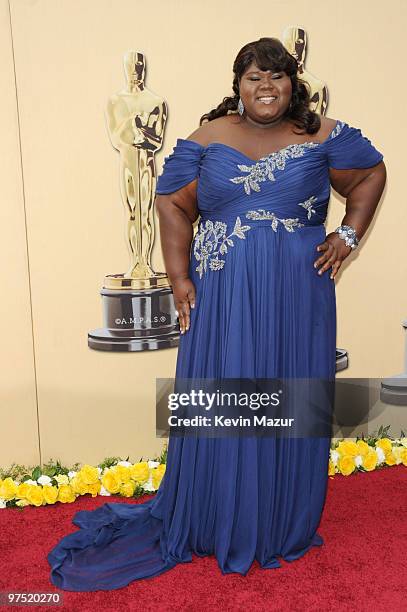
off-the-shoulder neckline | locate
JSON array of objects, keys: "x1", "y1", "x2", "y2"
[{"x1": 176, "y1": 119, "x2": 344, "y2": 163}]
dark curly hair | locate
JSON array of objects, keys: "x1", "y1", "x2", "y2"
[{"x1": 199, "y1": 37, "x2": 320, "y2": 136}]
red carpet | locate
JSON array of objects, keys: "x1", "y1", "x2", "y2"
[{"x1": 0, "y1": 465, "x2": 406, "y2": 611}]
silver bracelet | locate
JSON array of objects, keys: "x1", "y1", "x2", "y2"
[{"x1": 334, "y1": 225, "x2": 359, "y2": 250}]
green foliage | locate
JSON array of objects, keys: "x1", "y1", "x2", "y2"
[
  {"x1": 0, "y1": 443, "x2": 168, "y2": 483},
  {"x1": 329, "y1": 426, "x2": 404, "y2": 451},
  {"x1": 355, "y1": 424, "x2": 402, "y2": 447},
  {"x1": 97, "y1": 457, "x2": 125, "y2": 472}
]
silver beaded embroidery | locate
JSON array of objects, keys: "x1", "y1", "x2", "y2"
[
  {"x1": 330, "y1": 120, "x2": 345, "y2": 139},
  {"x1": 245, "y1": 195, "x2": 318, "y2": 232},
  {"x1": 193, "y1": 216, "x2": 251, "y2": 279},
  {"x1": 228, "y1": 121, "x2": 345, "y2": 195},
  {"x1": 193, "y1": 196, "x2": 318, "y2": 278},
  {"x1": 245, "y1": 209, "x2": 304, "y2": 232},
  {"x1": 229, "y1": 142, "x2": 320, "y2": 195},
  {"x1": 298, "y1": 195, "x2": 318, "y2": 220}
]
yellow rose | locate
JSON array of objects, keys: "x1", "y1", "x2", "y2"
[
  {"x1": 16, "y1": 482, "x2": 31, "y2": 499},
  {"x1": 338, "y1": 455, "x2": 356, "y2": 476},
  {"x1": 58, "y1": 484, "x2": 76, "y2": 504},
  {"x1": 114, "y1": 465, "x2": 132, "y2": 483},
  {"x1": 151, "y1": 464, "x2": 166, "y2": 489},
  {"x1": 328, "y1": 460, "x2": 336, "y2": 476},
  {"x1": 26, "y1": 485, "x2": 45, "y2": 507},
  {"x1": 101, "y1": 470, "x2": 120, "y2": 494},
  {"x1": 376, "y1": 438, "x2": 393, "y2": 454},
  {"x1": 385, "y1": 452, "x2": 396, "y2": 466},
  {"x1": 362, "y1": 450, "x2": 378, "y2": 471},
  {"x1": 78, "y1": 465, "x2": 99, "y2": 485},
  {"x1": 54, "y1": 474, "x2": 69, "y2": 486},
  {"x1": 87, "y1": 481, "x2": 101, "y2": 497},
  {"x1": 356, "y1": 440, "x2": 370, "y2": 456},
  {"x1": 119, "y1": 481, "x2": 136, "y2": 497},
  {"x1": 401, "y1": 448, "x2": 407, "y2": 467},
  {"x1": 337, "y1": 441, "x2": 359, "y2": 457},
  {"x1": 130, "y1": 462, "x2": 150, "y2": 484},
  {"x1": 70, "y1": 475, "x2": 88, "y2": 495},
  {"x1": 392, "y1": 446, "x2": 403, "y2": 464},
  {"x1": 0, "y1": 477, "x2": 18, "y2": 501},
  {"x1": 43, "y1": 485, "x2": 59, "y2": 504}
]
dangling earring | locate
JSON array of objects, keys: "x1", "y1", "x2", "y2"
[{"x1": 237, "y1": 97, "x2": 245, "y2": 115}]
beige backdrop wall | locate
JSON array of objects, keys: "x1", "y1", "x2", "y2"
[{"x1": 1, "y1": 0, "x2": 405, "y2": 467}]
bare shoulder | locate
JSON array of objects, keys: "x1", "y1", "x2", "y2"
[
  {"x1": 185, "y1": 115, "x2": 235, "y2": 146},
  {"x1": 315, "y1": 115, "x2": 338, "y2": 140}
]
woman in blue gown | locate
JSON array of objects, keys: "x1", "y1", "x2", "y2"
[{"x1": 48, "y1": 38, "x2": 385, "y2": 591}]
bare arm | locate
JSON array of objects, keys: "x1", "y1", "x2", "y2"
[
  {"x1": 155, "y1": 180, "x2": 200, "y2": 333},
  {"x1": 314, "y1": 160, "x2": 387, "y2": 278}
]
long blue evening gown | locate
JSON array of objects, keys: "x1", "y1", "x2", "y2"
[{"x1": 48, "y1": 119, "x2": 383, "y2": 591}]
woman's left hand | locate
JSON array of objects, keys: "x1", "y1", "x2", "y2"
[{"x1": 314, "y1": 232, "x2": 353, "y2": 279}]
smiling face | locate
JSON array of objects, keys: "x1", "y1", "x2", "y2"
[{"x1": 238, "y1": 60, "x2": 292, "y2": 125}]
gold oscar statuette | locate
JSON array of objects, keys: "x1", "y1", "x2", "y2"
[
  {"x1": 282, "y1": 25, "x2": 328, "y2": 116},
  {"x1": 88, "y1": 51, "x2": 180, "y2": 351}
]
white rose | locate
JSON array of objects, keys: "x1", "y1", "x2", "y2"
[
  {"x1": 148, "y1": 460, "x2": 160, "y2": 469},
  {"x1": 330, "y1": 450, "x2": 339, "y2": 466},
  {"x1": 117, "y1": 461, "x2": 132, "y2": 467},
  {"x1": 68, "y1": 471, "x2": 77, "y2": 479},
  {"x1": 143, "y1": 478, "x2": 155, "y2": 492},
  {"x1": 375, "y1": 447, "x2": 385, "y2": 464},
  {"x1": 354, "y1": 455, "x2": 363, "y2": 468},
  {"x1": 24, "y1": 479, "x2": 38, "y2": 486},
  {"x1": 37, "y1": 475, "x2": 52, "y2": 486},
  {"x1": 99, "y1": 485, "x2": 112, "y2": 496},
  {"x1": 0, "y1": 498, "x2": 7, "y2": 509},
  {"x1": 97, "y1": 467, "x2": 102, "y2": 474}
]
